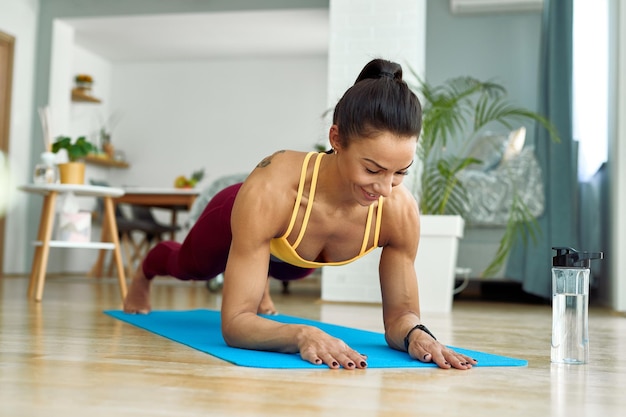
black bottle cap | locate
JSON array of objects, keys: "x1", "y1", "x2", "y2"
[{"x1": 552, "y1": 247, "x2": 604, "y2": 268}]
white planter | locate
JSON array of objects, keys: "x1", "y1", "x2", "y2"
[{"x1": 321, "y1": 215, "x2": 464, "y2": 314}]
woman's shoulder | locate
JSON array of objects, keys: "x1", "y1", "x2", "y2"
[
  {"x1": 385, "y1": 184, "x2": 419, "y2": 214},
  {"x1": 232, "y1": 150, "x2": 311, "y2": 234},
  {"x1": 247, "y1": 150, "x2": 313, "y2": 181},
  {"x1": 238, "y1": 150, "x2": 311, "y2": 197},
  {"x1": 379, "y1": 184, "x2": 420, "y2": 245}
]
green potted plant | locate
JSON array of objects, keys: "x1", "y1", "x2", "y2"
[
  {"x1": 52, "y1": 136, "x2": 96, "y2": 184},
  {"x1": 411, "y1": 75, "x2": 560, "y2": 277}
]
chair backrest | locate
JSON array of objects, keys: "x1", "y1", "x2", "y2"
[
  {"x1": 187, "y1": 173, "x2": 248, "y2": 227},
  {"x1": 131, "y1": 205, "x2": 157, "y2": 223}
]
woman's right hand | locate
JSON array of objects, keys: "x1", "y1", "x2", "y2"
[{"x1": 297, "y1": 326, "x2": 368, "y2": 369}]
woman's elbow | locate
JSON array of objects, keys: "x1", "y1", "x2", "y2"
[{"x1": 221, "y1": 320, "x2": 241, "y2": 348}]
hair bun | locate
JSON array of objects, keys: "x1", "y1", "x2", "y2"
[{"x1": 354, "y1": 58, "x2": 403, "y2": 84}]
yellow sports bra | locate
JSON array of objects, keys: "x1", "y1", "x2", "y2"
[{"x1": 269, "y1": 151, "x2": 384, "y2": 268}]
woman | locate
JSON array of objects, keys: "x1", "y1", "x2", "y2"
[{"x1": 124, "y1": 58, "x2": 477, "y2": 370}]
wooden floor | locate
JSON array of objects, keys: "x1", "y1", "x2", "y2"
[{"x1": 1, "y1": 273, "x2": 625, "y2": 417}]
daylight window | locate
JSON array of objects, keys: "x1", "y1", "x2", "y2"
[{"x1": 572, "y1": 0, "x2": 609, "y2": 182}]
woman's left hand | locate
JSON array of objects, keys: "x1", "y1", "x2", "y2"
[{"x1": 406, "y1": 331, "x2": 477, "y2": 370}]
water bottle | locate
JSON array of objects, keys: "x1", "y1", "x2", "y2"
[{"x1": 551, "y1": 247, "x2": 603, "y2": 364}]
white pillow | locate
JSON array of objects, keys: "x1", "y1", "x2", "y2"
[
  {"x1": 465, "y1": 133, "x2": 508, "y2": 171},
  {"x1": 501, "y1": 127, "x2": 527, "y2": 163}
]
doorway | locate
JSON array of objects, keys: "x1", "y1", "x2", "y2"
[{"x1": 0, "y1": 30, "x2": 15, "y2": 276}]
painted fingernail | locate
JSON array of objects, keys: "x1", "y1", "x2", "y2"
[
  {"x1": 444, "y1": 361, "x2": 449, "y2": 365},
  {"x1": 332, "y1": 361, "x2": 338, "y2": 367},
  {"x1": 423, "y1": 354, "x2": 430, "y2": 360},
  {"x1": 347, "y1": 362, "x2": 355, "y2": 368},
  {"x1": 360, "y1": 361, "x2": 367, "y2": 367},
  {"x1": 314, "y1": 359, "x2": 322, "y2": 364}
]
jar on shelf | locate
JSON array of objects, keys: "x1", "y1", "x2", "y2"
[
  {"x1": 74, "y1": 74, "x2": 94, "y2": 92},
  {"x1": 33, "y1": 151, "x2": 58, "y2": 184}
]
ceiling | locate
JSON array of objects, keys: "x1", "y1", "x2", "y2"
[{"x1": 64, "y1": 9, "x2": 330, "y2": 62}]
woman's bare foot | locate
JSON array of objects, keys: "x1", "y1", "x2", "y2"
[
  {"x1": 123, "y1": 268, "x2": 152, "y2": 314},
  {"x1": 257, "y1": 278, "x2": 278, "y2": 315}
]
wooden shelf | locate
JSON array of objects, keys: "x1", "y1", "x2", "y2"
[
  {"x1": 71, "y1": 88, "x2": 101, "y2": 103},
  {"x1": 84, "y1": 154, "x2": 129, "y2": 168}
]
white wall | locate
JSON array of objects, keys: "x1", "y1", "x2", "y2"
[
  {"x1": 107, "y1": 56, "x2": 328, "y2": 190},
  {"x1": 55, "y1": 44, "x2": 328, "y2": 273},
  {"x1": 326, "y1": 0, "x2": 425, "y2": 106},
  {"x1": 0, "y1": 0, "x2": 39, "y2": 274},
  {"x1": 33, "y1": 22, "x2": 117, "y2": 274},
  {"x1": 69, "y1": 46, "x2": 114, "y2": 145},
  {"x1": 58, "y1": 42, "x2": 116, "y2": 273},
  {"x1": 321, "y1": 0, "x2": 426, "y2": 303}
]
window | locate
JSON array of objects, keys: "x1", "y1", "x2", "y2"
[{"x1": 572, "y1": 0, "x2": 609, "y2": 181}]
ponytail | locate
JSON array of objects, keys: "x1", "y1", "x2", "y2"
[{"x1": 332, "y1": 58, "x2": 422, "y2": 146}]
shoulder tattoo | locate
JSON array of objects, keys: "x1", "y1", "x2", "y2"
[{"x1": 257, "y1": 150, "x2": 285, "y2": 168}]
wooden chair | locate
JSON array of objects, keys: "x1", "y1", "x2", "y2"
[
  {"x1": 127, "y1": 205, "x2": 181, "y2": 266},
  {"x1": 89, "y1": 180, "x2": 168, "y2": 278}
]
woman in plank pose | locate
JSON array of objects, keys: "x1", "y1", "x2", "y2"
[{"x1": 124, "y1": 58, "x2": 477, "y2": 371}]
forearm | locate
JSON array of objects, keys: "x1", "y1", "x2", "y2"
[
  {"x1": 221, "y1": 311, "x2": 309, "y2": 353},
  {"x1": 384, "y1": 311, "x2": 424, "y2": 352}
]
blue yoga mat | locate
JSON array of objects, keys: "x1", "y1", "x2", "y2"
[{"x1": 104, "y1": 309, "x2": 527, "y2": 369}]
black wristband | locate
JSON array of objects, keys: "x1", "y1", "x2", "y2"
[{"x1": 403, "y1": 324, "x2": 437, "y2": 351}]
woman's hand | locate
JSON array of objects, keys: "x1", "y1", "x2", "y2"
[
  {"x1": 298, "y1": 326, "x2": 368, "y2": 370},
  {"x1": 406, "y1": 330, "x2": 477, "y2": 370}
]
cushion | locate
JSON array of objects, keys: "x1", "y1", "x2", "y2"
[
  {"x1": 501, "y1": 127, "x2": 527, "y2": 163},
  {"x1": 465, "y1": 133, "x2": 508, "y2": 171}
]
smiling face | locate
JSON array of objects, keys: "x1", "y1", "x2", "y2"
[{"x1": 329, "y1": 125, "x2": 417, "y2": 206}]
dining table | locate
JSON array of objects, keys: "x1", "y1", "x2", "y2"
[{"x1": 113, "y1": 187, "x2": 200, "y2": 239}]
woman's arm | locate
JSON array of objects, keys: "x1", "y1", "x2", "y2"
[
  {"x1": 379, "y1": 187, "x2": 477, "y2": 370},
  {"x1": 219, "y1": 153, "x2": 367, "y2": 369}
]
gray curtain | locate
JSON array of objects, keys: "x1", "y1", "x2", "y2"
[
  {"x1": 505, "y1": 0, "x2": 579, "y2": 299},
  {"x1": 579, "y1": 164, "x2": 609, "y2": 292}
]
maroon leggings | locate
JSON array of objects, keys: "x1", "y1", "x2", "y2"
[{"x1": 141, "y1": 183, "x2": 316, "y2": 282}]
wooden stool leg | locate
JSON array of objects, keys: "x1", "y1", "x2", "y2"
[
  {"x1": 102, "y1": 197, "x2": 127, "y2": 301},
  {"x1": 90, "y1": 210, "x2": 112, "y2": 278},
  {"x1": 28, "y1": 193, "x2": 55, "y2": 299},
  {"x1": 121, "y1": 233, "x2": 136, "y2": 280},
  {"x1": 106, "y1": 250, "x2": 115, "y2": 277},
  {"x1": 34, "y1": 192, "x2": 58, "y2": 302}
]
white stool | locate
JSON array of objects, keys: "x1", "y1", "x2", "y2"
[{"x1": 20, "y1": 183, "x2": 127, "y2": 302}]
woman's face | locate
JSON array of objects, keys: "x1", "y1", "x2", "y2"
[{"x1": 335, "y1": 130, "x2": 417, "y2": 206}]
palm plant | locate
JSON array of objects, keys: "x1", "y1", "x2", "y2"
[{"x1": 412, "y1": 76, "x2": 559, "y2": 277}]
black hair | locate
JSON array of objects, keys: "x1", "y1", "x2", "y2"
[{"x1": 332, "y1": 58, "x2": 422, "y2": 147}]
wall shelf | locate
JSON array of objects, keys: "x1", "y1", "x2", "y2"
[
  {"x1": 71, "y1": 88, "x2": 101, "y2": 103},
  {"x1": 84, "y1": 154, "x2": 129, "y2": 168}
]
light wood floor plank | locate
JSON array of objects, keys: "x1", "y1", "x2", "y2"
[{"x1": 1, "y1": 274, "x2": 625, "y2": 417}]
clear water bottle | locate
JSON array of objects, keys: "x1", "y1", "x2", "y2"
[{"x1": 551, "y1": 247, "x2": 603, "y2": 364}]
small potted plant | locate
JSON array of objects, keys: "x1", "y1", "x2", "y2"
[{"x1": 52, "y1": 136, "x2": 96, "y2": 184}]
